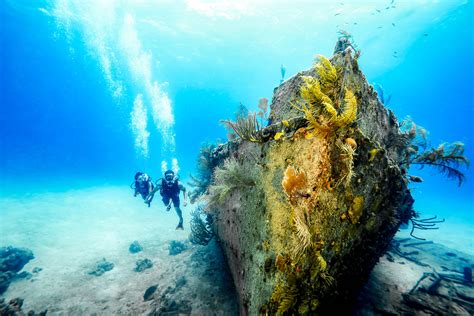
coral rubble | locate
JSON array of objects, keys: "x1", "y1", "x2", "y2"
[
  {"x1": 168, "y1": 241, "x2": 187, "y2": 256},
  {"x1": 88, "y1": 258, "x2": 114, "y2": 276},
  {"x1": 135, "y1": 258, "x2": 153, "y2": 272},
  {"x1": 0, "y1": 297, "x2": 47, "y2": 316},
  {"x1": 129, "y1": 241, "x2": 143, "y2": 254},
  {"x1": 0, "y1": 246, "x2": 34, "y2": 295}
]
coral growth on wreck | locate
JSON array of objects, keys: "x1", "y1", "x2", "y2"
[
  {"x1": 221, "y1": 112, "x2": 265, "y2": 143},
  {"x1": 191, "y1": 40, "x2": 464, "y2": 315},
  {"x1": 292, "y1": 55, "x2": 357, "y2": 137},
  {"x1": 398, "y1": 117, "x2": 469, "y2": 186},
  {"x1": 188, "y1": 143, "x2": 216, "y2": 203},
  {"x1": 282, "y1": 166, "x2": 307, "y2": 200},
  {"x1": 189, "y1": 206, "x2": 214, "y2": 245},
  {"x1": 256, "y1": 53, "x2": 371, "y2": 315},
  {"x1": 207, "y1": 156, "x2": 259, "y2": 209}
]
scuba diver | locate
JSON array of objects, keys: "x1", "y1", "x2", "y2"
[
  {"x1": 132, "y1": 172, "x2": 154, "y2": 207},
  {"x1": 146, "y1": 170, "x2": 187, "y2": 230}
]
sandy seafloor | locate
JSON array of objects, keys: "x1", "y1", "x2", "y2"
[
  {"x1": 0, "y1": 186, "x2": 472, "y2": 314},
  {"x1": 0, "y1": 186, "x2": 238, "y2": 315}
]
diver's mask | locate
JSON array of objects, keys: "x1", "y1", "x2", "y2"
[
  {"x1": 138, "y1": 174, "x2": 148, "y2": 183},
  {"x1": 164, "y1": 171, "x2": 175, "y2": 185}
]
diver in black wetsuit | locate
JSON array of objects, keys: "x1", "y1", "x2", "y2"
[
  {"x1": 145, "y1": 170, "x2": 187, "y2": 230},
  {"x1": 132, "y1": 172, "x2": 154, "y2": 207}
]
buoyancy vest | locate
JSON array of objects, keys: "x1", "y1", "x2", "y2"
[
  {"x1": 136, "y1": 174, "x2": 151, "y2": 194},
  {"x1": 160, "y1": 178, "x2": 180, "y2": 196}
]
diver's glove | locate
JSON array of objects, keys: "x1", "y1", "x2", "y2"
[{"x1": 144, "y1": 194, "x2": 152, "y2": 204}]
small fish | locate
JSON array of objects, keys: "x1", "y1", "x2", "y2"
[
  {"x1": 354, "y1": 22, "x2": 358, "y2": 25},
  {"x1": 424, "y1": 33, "x2": 429, "y2": 37},
  {"x1": 409, "y1": 175, "x2": 423, "y2": 183},
  {"x1": 282, "y1": 120, "x2": 289, "y2": 127},
  {"x1": 378, "y1": 26, "x2": 383, "y2": 29},
  {"x1": 143, "y1": 285, "x2": 158, "y2": 301},
  {"x1": 392, "y1": 22, "x2": 396, "y2": 27},
  {"x1": 390, "y1": 0, "x2": 395, "y2": 4},
  {"x1": 335, "y1": 13, "x2": 341, "y2": 16},
  {"x1": 280, "y1": 65, "x2": 286, "y2": 81},
  {"x1": 376, "y1": 9, "x2": 381, "y2": 13}
]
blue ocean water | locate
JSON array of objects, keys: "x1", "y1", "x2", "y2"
[{"x1": 0, "y1": 0, "x2": 473, "y2": 312}]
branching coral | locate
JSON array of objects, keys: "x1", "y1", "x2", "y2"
[
  {"x1": 207, "y1": 157, "x2": 259, "y2": 208},
  {"x1": 221, "y1": 112, "x2": 265, "y2": 143},
  {"x1": 409, "y1": 213, "x2": 445, "y2": 241},
  {"x1": 399, "y1": 117, "x2": 469, "y2": 186},
  {"x1": 188, "y1": 143, "x2": 216, "y2": 203},
  {"x1": 189, "y1": 206, "x2": 214, "y2": 245}
]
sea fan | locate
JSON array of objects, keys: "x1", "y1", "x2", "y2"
[
  {"x1": 189, "y1": 206, "x2": 214, "y2": 245},
  {"x1": 412, "y1": 142, "x2": 469, "y2": 186},
  {"x1": 398, "y1": 117, "x2": 468, "y2": 186},
  {"x1": 221, "y1": 112, "x2": 264, "y2": 143},
  {"x1": 188, "y1": 143, "x2": 216, "y2": 203}
]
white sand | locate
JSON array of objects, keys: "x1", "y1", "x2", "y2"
[{"x1": 0, "y1": 186, "x2": 236, "y2": 314}]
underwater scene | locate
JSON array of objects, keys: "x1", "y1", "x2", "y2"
[{"x1": 0, "y1": 0, "x2": 473, "y2": 315}]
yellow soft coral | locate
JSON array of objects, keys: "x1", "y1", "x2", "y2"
[
  {"x1": 315, "y1": 55, "x2": 338, "y2": 91},
  {"x1": 335, "y1": 88, "x2": 357, "y2": 126},
  {"x1": 282, "y1": 166, "x2": 307, "y2": 198},
  {"x1": 294, "y1": 56, "x2": 357, "y2": 133}
]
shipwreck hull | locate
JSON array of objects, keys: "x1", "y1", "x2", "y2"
[{"x1": 207, "y1": 50, "x2": 414, "y2": 315}]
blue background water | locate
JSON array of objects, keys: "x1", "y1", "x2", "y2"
[{"x1": 1, "y1": 1, "x2": 472, "y2": 225}]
